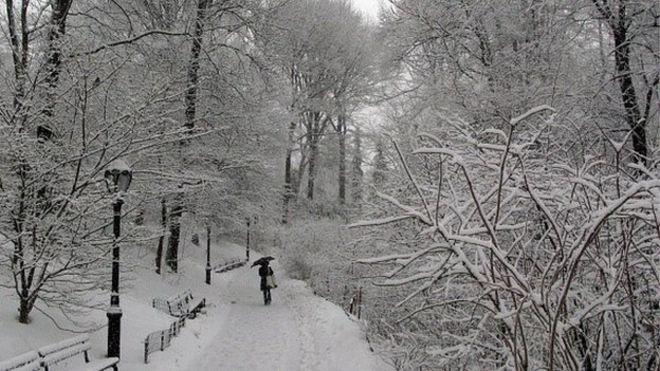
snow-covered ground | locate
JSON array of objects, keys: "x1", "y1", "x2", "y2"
[{"x1": 0, "y1": 239, "x2": 390, "y2": 371}]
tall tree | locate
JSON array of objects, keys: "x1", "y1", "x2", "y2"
[
  {"x1": 160, "y1": 0, "x2": 281, "y2": 270},
  {"x1": 165, "y1": 0, "x2": 212, "y2": 273},
  {"x1": 329, "y1": 21, "x2": 377, "y2": 206},
  {"x1": 590, "y1": 0, "x2": 658, "y2": 166},
  {"x1": 3, "y1": 0, "x2": 75, "y2": 323},
  {"x1": 258, "y1": 0, "x2": 375, "y2": 219},
  {"x1": 0, "y1": 0, "x2": 196, "y2": 323}
]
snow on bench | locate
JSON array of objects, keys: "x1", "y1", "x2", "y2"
[
  {"x1": 188, "y1": 298, "x2": 206, "y2": 319},
  {"x1": 152, "y1": 289, "x2": 193, "y2": 317},
  {"x1": 37, "y1": 335, "x2": 118, "y2": 371},
  {"x1": 213, "y1": 257, "x2": 245, "y2": 273},
  {"x1": 152, "y1": 289, "x2": 205, "y2": 318},
  {"x1": 0, "y1": 351, "x2": 40, "y2": 371}
]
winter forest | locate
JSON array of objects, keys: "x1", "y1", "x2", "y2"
[{"x1": 1, "y1": 0, "x2": 659, "y2": 370}]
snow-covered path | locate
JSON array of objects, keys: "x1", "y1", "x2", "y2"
[
  {"x1": 1, "y1": 242, "x2": 389, "y2": 371},
  {"x1": 185, "y1": 267, "x2": 305, "y2": 370},
  {"x1": 172, "y1": 262, "x2": 388, "y2": 371}
]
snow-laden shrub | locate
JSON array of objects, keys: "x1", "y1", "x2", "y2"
[
  {"x1": 353, "y1": 106, "x2": 660, "y2": 370},
  {"x1": 276, "y1": 218, "x2": 359, "y2": 301}
]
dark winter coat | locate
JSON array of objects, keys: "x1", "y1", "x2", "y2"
[{"x1": 258, "y1": 265, "x2": 274, "y2": 291}]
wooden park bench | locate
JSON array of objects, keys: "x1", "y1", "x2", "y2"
[
  {"x1": 0, "y1": 350, "x2": 40, "y2": 371},
  {"x1": 164, "y1": 290, "x2": 193, "y2": 317},
  {"x1": 153, "y1": 289, "x2": 205, "y2": 318},
  {"x1": 152, "y1": 289, "x2": 192, "y2": 317},
  {"x1": 0, "y1": 335, "x2": 117, "y2": 371},
  {"x1": 213, "y1": 257, "x2": 245, "y2": 273},
  {"x1": 37, "y1": 335, "x2": 118, "y2": 371}
]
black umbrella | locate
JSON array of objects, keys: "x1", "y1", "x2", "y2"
[{"x1": 250, "y1": 256, "x2": 275, "y2": 267}]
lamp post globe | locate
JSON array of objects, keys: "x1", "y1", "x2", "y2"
[
  {"x1": 104, "y1": 159, "x2": 132, "y2": 359},
  {"x1": 104, "y1": 159, "x2": 132, "y2": 193}
]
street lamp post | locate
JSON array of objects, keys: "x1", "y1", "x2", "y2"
[
  {"x1": 104, "y1": 159, "x2": 132, "y2": 359},
  {"x1": 246, "y1": 218, "x2": 250, "y2": 262},
  {"x1": 205, "y1": 225, "x2": 211, "y2": 285}
]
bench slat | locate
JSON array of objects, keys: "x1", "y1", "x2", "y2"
[
  {"x1": 37, "y1": 335, "x2": 89, "y2": 356},
  {"x1": 153, "y1": 289, "x2": 195, "y2": 317},
  {"x1": 2, "y1": 335, "x2": 114, "y2": 371},
  {"x1": 40, "y1": 343, "x2": 90, "y2": 366},
  {"x1": 66, "y1": 357, "x2": 118, "y2": 371},
  {"x1": 0, "y1": 351, "x2": 40, "y2": 371},
  {"x1": 9, "y1": 361, "x2": 41, "y2": 371}
]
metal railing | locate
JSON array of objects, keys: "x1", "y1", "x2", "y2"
[{"x1": 143, "y1": 315, "x2": 186, "y2": 363}]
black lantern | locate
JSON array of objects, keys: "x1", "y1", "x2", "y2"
[{"x1": 104, "y1": 159, "x2": 132, "y2": 194}]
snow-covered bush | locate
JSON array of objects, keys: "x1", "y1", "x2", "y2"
[
  {"x1": 353, "y1": 106, "x2": 660, "y2": 370},
  {"x1": 276, "y1": 218, "x2": 360, "y2": 301}
]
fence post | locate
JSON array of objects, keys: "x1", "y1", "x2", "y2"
[{"x1": 144, "y1": 337, "x2": 149, "y2": 363}]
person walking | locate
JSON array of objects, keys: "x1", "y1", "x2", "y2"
[{"x1": 252, "y1": 257, "x2": 277, "y2": 305}]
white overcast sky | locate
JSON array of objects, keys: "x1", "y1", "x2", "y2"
[{"x1": 350, "y1": 0, "x2": 384, "y2": 22}]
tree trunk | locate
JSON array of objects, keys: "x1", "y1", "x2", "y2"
[
  {"x1": 612, "y1": 26, "x2": 647, "y2": 165},
  {"x1": 593, "y1": 0, "x2": 649, "y2": 166},
  {"x1": 283, "y1": 120, "x2": 296, "y2": 224},
  {"x1": 18, "y1": 287, "x2": 34, "y2": 324},
  {"x1": 307, "y1": 131, "x2": 317, "y2": 200},
  {"x1": 350, "y1": 127, "x2": 363, "y2": 208},
  {"x1": 6, "y1": 0, "x2": 29, "y2": 113},
  {"x1": 337, "y1": 113, "x2": 347, "y2": 204},
  {"x1": 155, "y1": 198, "x2": 167, "y2": 274},
  {"x1": 167, "y1": 0, "x2": 211, "y2": 267},
  {"x1": 18, "y1": 296, "x2": 31, "y2": 324},
  {"x1": 183, "y1": 0, "x2": 211, "y2": 130},
  {"x1": 306, "y1": 112, "x2": 326, "y2": 201},
  {"x1": 293, "y1": 147, "x2": 307, "y2": 197},
  {"x1": 42, "y1": 0, "x2": 72, "y2": 120},
  {"x1": 372, "y1": 139, "x2": 387, "y2": 187},
  {"x1": 166, "y1": 194, "x2": 182, "y2": 272}
]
